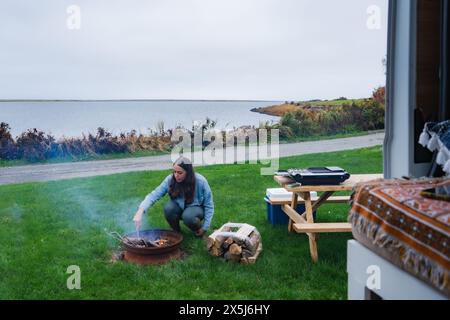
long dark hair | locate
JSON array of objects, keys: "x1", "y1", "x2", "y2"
[{"x1": 169, "y1": 156, "x2": 196, "y2": 204}]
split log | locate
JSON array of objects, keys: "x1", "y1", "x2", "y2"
[
  {"x1": 207, "y1": 226, "x2": 232, "y2": 250},
  {"x1": 222, "y1": 237, "x2": 234, "y2": 250},
  {"x1": 243, "y1": 230, "x2": 261, "y2": 255},
  {"x1": 210, "y1": 246, "x2": 223, "y2": 257},
  {"x1": 207, "y1": 223, "x2": 262, "y2": 263},
  {"x1": 241, "y1": 242, "x2": 263, "y2": 265},
  {"x1": 229, "y1": 243, "x2": 242, "y2": 255},
  {"x1": 241, "y1": 248, "x2": 253, "y2": 259},
  {"x1": 224, "y1": 251, "x2": 241, "y2": 262}
]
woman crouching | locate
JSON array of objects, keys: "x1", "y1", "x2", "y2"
[{"x1": 133, "y1": 156, "x2": 214, "y2": 237}]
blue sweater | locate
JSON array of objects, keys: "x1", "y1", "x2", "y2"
[{"x1": 139, "y1": 173, "x2": 214, "y2": 231}]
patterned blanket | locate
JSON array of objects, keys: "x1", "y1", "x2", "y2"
[{"x1": 349, "y1": 177, "x2": 450, "y2": 297}]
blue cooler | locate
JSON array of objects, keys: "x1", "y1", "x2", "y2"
[{"x1": 264, "y1": 197, "x2": 317, "y2": 225}]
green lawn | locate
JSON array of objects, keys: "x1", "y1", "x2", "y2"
[{"x1": 0, "y1": 146, "x2": 382, "y2": 299}]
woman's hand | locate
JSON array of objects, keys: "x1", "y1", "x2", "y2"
[
  {"x1": 195, "y1": 228, "x2": 205, "y2": 237},
  {"x1": 133, "y1": 208, "x2": 145, "y2": 232}
]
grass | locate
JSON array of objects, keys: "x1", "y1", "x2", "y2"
[
  {"x1": 306, "y1": 98, "x2": 367, "y2": 106},
  {"x1": 0, "y1": 146, "x2": 382, "y2": 299}
]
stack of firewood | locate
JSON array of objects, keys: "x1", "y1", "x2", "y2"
[{"x1": 207, "y1": 223, "x2": 262, "y2": 264}]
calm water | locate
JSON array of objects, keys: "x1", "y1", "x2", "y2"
[{"x1": 0, "y1": 100, "x2": 280, "y2": 138}]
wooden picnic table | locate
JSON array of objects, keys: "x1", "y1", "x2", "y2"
[{"x1": 274, "y1": 173, "x2": 383, "y2": 263}]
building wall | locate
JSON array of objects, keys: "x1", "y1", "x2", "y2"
[{"x1": 385, "y1": 0, "x2": 414, "y2": 178}]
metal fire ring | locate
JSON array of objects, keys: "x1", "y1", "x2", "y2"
[{"x1": 122, "y1": 229, "x2": 183, "y2": 255}]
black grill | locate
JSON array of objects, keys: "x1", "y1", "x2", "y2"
[{"x1": 287, "y1": 167, "x2": 350, "y2": 185}]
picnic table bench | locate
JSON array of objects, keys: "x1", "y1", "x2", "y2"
[{"x1": 274, "y1": 173, "x2": 383, "y2": 262}]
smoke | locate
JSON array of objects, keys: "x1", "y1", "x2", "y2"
[
  {"x1": 40, "y1": 182, "x2": 157, "y2": 245},
  {"x1": 0, "y1": 202, "x2": 23, "y2": 223}
]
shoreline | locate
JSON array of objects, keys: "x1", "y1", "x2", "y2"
[
  {"x1": 0, "y1": 99, "x2": 282, "y2": 103},
  {"x1": 250, "y1": 103, "x2": 299, "y2": 117},
  {"x1": 250, "y1": 98, "x2": 371, "y2": 117}
]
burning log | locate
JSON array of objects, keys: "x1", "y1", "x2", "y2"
[
  {"x1": 207, "y1": 223, "x2": 262, "y2": 264},
  {"x1": 108, "y1": 231, "x2": 171, "y2": 248},
  {"x1": 123, "y1": 236, "x2": 159, "y2": 248}
]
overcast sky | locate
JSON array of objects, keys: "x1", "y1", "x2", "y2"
[{"x1": 0, "y1": 0, "x2": 388, "y2": 101}]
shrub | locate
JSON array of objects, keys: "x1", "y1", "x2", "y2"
[
  {"x1": 319, "y1": 109, "x2": 346, "y2": 134},
  {"x1": 280, "y1": 113, "x2": 302, "y2": 136},
  {"x1": 360, "y1": 100, "x2": 385, "y2": 130},
  {"x1": 292, "y1": 109, "x2": 320, "y2": 136},
  {"x1": 372, "y1": 86, "x2": 386, "y2": 105},
  {"x1": 0, "y1": 122, "x2": 178, "y2": 163},
  {"x1": 16, "y1": 128, "x2": 56, "y2": 162},
  {"x1": 86, "y1": 127, "x2": 130, "y2": 155},
  {"x1": 270, "y1": 90, "x2": 385, "y2": 140},
  {"x1": 271, "y1": 123, "x2": 294, "y2": 139},
  {"x1": 0, "y1": 122, "x2": 18, "y2": 160}
]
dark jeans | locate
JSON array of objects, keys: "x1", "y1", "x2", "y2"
[{"x1": 164, "y1": 200, "x2": 204, "y2": 232}]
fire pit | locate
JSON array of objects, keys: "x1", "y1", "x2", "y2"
[{"x1": 116, "y1": 229, "x2": 184, "y2": 265}]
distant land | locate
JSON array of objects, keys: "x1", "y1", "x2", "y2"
[
  {"x1": 251, "y1": 98, "x2": 369, "y2": 117},
  {"x1": 0, "y1": 99, "x2": 281, "y2": 103}
]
